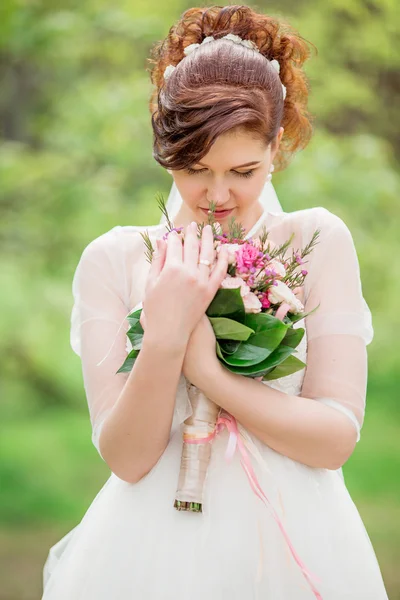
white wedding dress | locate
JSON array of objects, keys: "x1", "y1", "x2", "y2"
[{"x1": 41, "y1": 204, "x2": 388, "y2": 599}]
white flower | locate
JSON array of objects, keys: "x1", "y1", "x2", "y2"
[
  {"x1": 183, "y1": 43, "x2": 201, "y2": 56},
  {"x1": 268, "y1": 259, "x2": 286, "y2": 278},
  {"x1": 268, "y1": 280, "x2": 304, "y2": 314},
  {"x1": 163, "y1": 64, "x2": 176, "y2": 80},
  {"x1": 242, "y1": 292, "x2": 262, "y2": 313},
  {"x1": 223, "y1": 33, "x2": 258, "y2": 52},
  {"x1": 270, "y1": 59, "x2": 280, "y2": 74},
  {"x1": 216, "y1": 242, "x2": 241, "y2": 265},
  {"x1": 223, "y1": 33, "x2": 243, "y2": 45},
  {"x1": 268, "y1": 59, "x2": 286, "y2": 100},
  {"x1": 184, "y1": 36, "x2": 215, "y2": 55},
  {"x1": 220, "y1": 276, "x2": 250, "y2": 297}
]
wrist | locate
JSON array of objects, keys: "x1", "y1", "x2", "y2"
[
  {"x1": 190, "y1": 357, "x2": 226, "y2": 392},
  {"x1": 142, "y1": 330, "x2": 188, "y2": 357}
]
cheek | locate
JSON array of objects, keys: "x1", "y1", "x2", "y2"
[
  {"x1": 174, "y1": 177, "x2": 202, "y2": 209},
  {"x1": 236, "y1": 174, "x2": 266, "y2": 207}
]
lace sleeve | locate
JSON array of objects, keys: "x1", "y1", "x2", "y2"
[
  {"x1": 70, "y1": 229, "x2": 133, "y2": 459},
  {"x1": 301, "y1": 208, "x2": 374, "y2": 439}
]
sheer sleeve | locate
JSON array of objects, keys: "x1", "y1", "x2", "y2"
[
  {"x1": 70, "y1": 228, "x2": 133, "y2": 459},
  {"x1": 301, "y1": 208, "x2": 374, "y2": 440}
]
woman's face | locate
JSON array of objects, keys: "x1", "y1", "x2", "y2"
[{"x1": 170, "y1": 126, "x2": 284, "y2": 233}]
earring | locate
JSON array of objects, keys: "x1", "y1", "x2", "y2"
[{"x1": 266, "y1": 163, "x2": 275, "y2": 183}]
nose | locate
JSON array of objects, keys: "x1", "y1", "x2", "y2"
[{"x1": 206, "y1": 179, "x2": 231, "y2": 207}]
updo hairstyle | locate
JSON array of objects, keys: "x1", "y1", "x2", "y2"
[{"x1": 147, "y1": 5, "x2": 317, "y2": 172}]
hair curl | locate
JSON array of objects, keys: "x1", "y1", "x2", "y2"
[{"x1": 147, "y1": 5, "x2": 317, "y2": 172}]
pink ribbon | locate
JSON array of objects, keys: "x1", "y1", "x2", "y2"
[{"x1": 186, "y1": 410, "x2": 323, "y2": 600}]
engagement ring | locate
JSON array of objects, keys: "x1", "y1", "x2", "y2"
[{"x1": 198, "y1": 259, "x2": 212, "y2": 267}]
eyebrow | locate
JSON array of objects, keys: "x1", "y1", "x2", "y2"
[{"x1": 197, "y1": 160, "x2": 262, "y2": 169}]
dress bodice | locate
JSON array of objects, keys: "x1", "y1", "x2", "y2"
[{"x1": 71, "y1": 204, "x2": 371, "y2": 459}]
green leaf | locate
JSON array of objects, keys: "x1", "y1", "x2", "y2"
[
  {"x1": 281, "y1": 326, "x2": 305, "y2": 349},
  {"x1": 218, "y1": 342, "x2": 272, "y2": 366},
  {"x1": 127, "y1": 308, "x2": 142, "y2": 326},
  {"x1": 216, "y1": 341, "x2": 224, "y2": 360},
  {"x1": 242, "y1": 312, "x2": 290, "y2": 352},
  {"x1": 208, "y1": 316, "x2": 254, "y2": 341},
  {"x1": 127, "y1": 319, "x2": 144, "y2": 350},
  {"x1": 116, "y1": 348, "x2": 140, "y2": 374},
  {"x1": 262, "y1": 355, "x2": 306, "y2": 380},
  {"x1": 219, "y1": 339, "x2": 241, "y2": 355},
  {"x1": 284, "y1": 302, "x2": 321, "y2": 325},
  {"x1": 206, "y1": 288, "x2": 245, "y2": 323},
  {"x1": 221, "y1": 343, "x2": 294, "y2": 374},
  {"x1": 216, "y1": 312, "x2": 291, "y2": 367}
]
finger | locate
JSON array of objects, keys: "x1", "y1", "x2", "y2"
[
  {"x1": 183, "y1": 222, "x2": 200, "y2": 274},
  {"x1": 208, "y1": 244, "x2": 229, "y2": 294},
  {"x1": 294, "y1": 285, "x2": 305, "y2": 303},
  {"x1": 165, "y1": 230, "x2": 183, "y2": 266},
  {"x1": 151, "y1": 239, "x2": 167, "y2": 277},
  {"x1": 198, "y1": 225, "x2": 215, "y2": 283},
  {"x1": 145, "y1": 239, "x2": 167, "y2": 295},
  {"x1": 139, "y1": 309, "x2": 147, "y2": 330}
]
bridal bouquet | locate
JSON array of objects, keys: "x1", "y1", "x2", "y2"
[{"x1": 116, "y1": 193, "x2": 321, "y2": 512}]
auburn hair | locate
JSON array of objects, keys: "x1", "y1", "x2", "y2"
[{"x1": 147, "y1": 5, "x2": 317, "y2": 172}]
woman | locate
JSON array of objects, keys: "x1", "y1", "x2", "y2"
[{"x1": 42, "y1": 5, "x2": 389, "y2": 599}]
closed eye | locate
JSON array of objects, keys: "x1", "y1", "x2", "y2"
[{"x1": 185, "y1": 167, "x2": 255, "y2": 179}]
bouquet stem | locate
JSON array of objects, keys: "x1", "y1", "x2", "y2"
[{"x1": 174, "y1": 382, "x2": 221, "y2": 512}]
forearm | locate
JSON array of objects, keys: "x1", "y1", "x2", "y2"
[
  {"x1": 200, "y1": 364, "x2": 358, "y2": 470},
  {"x1": 99, "y1": 334, "x2": 186, "y2": 483}
]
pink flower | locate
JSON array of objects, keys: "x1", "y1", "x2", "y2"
[
  {"x1": 242, "y1": 292, "x2": 262, "y2": 314},
  {"x1": 259, "y1": 293, "x2": 271, "y2": 309},
  {"x1": 275, "y1": 302, "x2": 291, "y2": 321},
  {"x1": 236, "y1": 243, "x2": 260, "y2": 273}
]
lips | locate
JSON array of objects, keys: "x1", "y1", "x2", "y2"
[{"x1": 200, "y1": 207, "x2": 234, "y2": 218}]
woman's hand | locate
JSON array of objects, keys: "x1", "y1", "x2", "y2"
[
  {"x1": 182, "y1": 314, "x2": 222, "y2": 387},
  {"x1": 141, "y1": 222, "x2": 229, "y2": 351}
]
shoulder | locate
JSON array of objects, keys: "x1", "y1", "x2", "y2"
[
  {"x1": 78, "y1": 222, "x2": 167, "y2": 263},
  {"x1": 284, "y1": 206, "x2": 355, "y2": 245},
  {"x1": 287, "y1": 205, "x2": 349, "y2": 229}
]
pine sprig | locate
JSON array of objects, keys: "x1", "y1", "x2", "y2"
[
  {"x1": 258, "y1": 225, "x2": 271, "y2": 248},
  {"x1": 156, "y1": 192, "x2": 174, "y2": 232},
  {"x1": 140, "y1": 230, "x2": 155, "y2": 264},
  {"x1": 268, "y1": 232, "x2": 296, "y2": 260},
  {"x1": 300, "y1": 228, "x2": 321, "y2": 259}
]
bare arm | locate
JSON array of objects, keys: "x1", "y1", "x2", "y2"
[
  {"x1": 98, "y1": 335, "x2": 186, "y2": 483},
  {"x1": 92, "y1": 223, "x2": 229, "y2": 483},
  {"x1": 195, "y1": 347, "x2": 360, "y2": 471}
]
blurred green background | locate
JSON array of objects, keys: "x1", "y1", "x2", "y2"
[{"x1": 0, "y1": 1, "x2": 399, "y2": 598}]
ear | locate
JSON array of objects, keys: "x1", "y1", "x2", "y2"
[{"x1": 271, "y1": 127, "x2": 284, "y2": 161}]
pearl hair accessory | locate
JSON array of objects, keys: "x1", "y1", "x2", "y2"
[{"x1": 163, "y1": 33, "x2": 287, "y2": 100}]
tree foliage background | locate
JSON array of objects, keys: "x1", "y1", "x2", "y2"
[{"x1": 0, "y1": 1, "x2": 399, "y2": 598}]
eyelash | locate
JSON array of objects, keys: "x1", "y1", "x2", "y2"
[{"x1": 186, "y1": 167, "x2": 255, "y2": 179}]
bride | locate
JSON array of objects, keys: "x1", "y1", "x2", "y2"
[{"x1": 41, "y1": 5, "x2": 388, "y2": 599}]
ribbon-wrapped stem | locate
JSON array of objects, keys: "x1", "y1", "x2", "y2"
[{"x1": 174, "y1": 382, "x2": 221, "y2": 512}]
